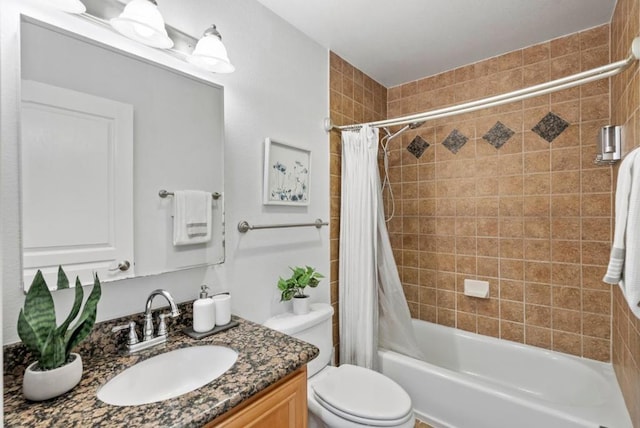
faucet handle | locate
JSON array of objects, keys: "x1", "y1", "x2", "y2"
[
  {"x1": 157, "y1": 313, "x2": 168, "y2": 337},
  {"x1": 112, "y1": 321, "x2": 139, "y2": 345}
]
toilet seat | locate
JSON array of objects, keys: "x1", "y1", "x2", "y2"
[{"x1": 311, "y1": 364, "x2": 413, "y2": 427}]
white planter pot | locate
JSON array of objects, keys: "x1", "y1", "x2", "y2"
[
  {"x1": 292, "y1": 295, "x2": 310, "y2": 315},
  {"x1": 23, "y1": 353, "x2": 83, "y2": 401}
]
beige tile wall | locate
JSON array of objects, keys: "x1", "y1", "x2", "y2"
[
  {"x1": 329, "y1": 53, "x2": 387, "y2": 361},
  {"x1": 385, "y1": 25, "x2": 613, "y2": 361},
  {"x1": 611, "y1": 0, "x2": 640, "y2": 424}
]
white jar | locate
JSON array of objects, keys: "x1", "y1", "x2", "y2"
[{"x1": 212, "y1": 293, "x2": 231, "y2": 325}]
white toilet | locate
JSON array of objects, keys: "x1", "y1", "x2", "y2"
[{"x1": 264, "y1": 303, "x2": 415, "y2": 428}]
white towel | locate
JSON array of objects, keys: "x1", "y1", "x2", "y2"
[
  {"x1": 173, "y1": 190, "x2": 212, "y2": 246},
  {"x1": 604, "y1": 149, "x2": 640, "y2": 318},
  {"x1": 603, "y1": 150, "x2": 637, "y2": 284}
]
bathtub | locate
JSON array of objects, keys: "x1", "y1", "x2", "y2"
[{"x1": 378, "y1": 319, "x2": 631, "y2": 428}]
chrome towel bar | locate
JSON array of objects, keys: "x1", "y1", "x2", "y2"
[
  {"x1": 238, "y1": 218, "x2": 328, "y2": 233},
  {"x1": 158, "y1": 189, "x2": 221, "y2": 200}
]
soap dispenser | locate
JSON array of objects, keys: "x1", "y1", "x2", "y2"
[{"x1": 193, "y1": 285, "x2": 215, "y2": 332}]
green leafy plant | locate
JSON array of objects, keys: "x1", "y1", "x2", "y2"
[
  {"x1": 17, "y1": 267, "x2": 101, "y2": 370},
  {"x1": 278, "y1": 266, "x2": 324, "y2": 301}
]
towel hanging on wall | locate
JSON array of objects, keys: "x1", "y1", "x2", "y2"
[
  {"x1": 173, "y1": 190, "x2": 212, "y2": 246},
  {"x1": 603, "y1": 149, "x2": 640, "y2": 319}
]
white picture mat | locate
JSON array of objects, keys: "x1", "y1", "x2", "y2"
[{"x1": 263, "y1": 138, "x2": 311, "y2": 206}]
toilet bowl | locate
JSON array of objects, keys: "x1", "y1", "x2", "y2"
[{"x1": 264, "y1": 303, "x2": 415, "y2": 428}]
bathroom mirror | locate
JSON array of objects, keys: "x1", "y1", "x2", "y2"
[{"x1": 19, "y1": 16, "x2": 225, "y2": 291}]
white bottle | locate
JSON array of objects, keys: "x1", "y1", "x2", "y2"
[{"x1": 193, "y1": 285, "x2": 215, "y2": 332}]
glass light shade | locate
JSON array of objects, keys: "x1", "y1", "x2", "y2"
[
  {"x1": 188, "y1": 33, "x2": 235, "y2": 73},
  {"x1": 47, "y1": 0, "x2": 86, "y2": 13},
  {"x1": 110, "y1": 0, "x2": 173, "y2": 49}
]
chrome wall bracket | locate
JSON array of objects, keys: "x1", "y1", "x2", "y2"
[{"x1": 594, "y1": 125, "x2": 622, "y2": 165}]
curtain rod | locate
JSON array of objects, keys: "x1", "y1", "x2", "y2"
[{"x1": 325, "y1": 37, "x2": 640, "y2": 133}]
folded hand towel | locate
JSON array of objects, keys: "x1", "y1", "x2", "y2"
[
  {"x1": 173, "y1": 190, "x2": 212, "y2": 246},
  {"x1": 604, "y1": 149, "x2": 640, "y2": 318}
]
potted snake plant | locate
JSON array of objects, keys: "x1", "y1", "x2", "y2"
[
  {"x1": 18, "y1": 267, "x2": 101, "y2": 401},
  {"x1": 278, "y1": 266, "x2": 324, "y2": 315}
]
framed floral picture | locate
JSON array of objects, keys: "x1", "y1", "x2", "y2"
[{"x1": 263, "y1": 138, "x2": 311, "y2": 206}]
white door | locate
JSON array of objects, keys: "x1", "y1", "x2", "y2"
[{"x1": 21, "y1": 80, "x2": 134, "y2": 289}]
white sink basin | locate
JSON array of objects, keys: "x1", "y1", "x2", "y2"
[{"x1": 97, "y1": 345, "x2": 238, "y2": 406}]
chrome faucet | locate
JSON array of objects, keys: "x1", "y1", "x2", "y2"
[
  {"x1": 112, "y1": 289, "x2": 181, "y2": 354},
  {"x1": 143, "y1": 289, "x2": 180, "y2": 341}
]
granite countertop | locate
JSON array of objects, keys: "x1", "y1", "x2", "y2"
[{"x1": 3, "y1": 302, "x2": 318, "y2": 427}]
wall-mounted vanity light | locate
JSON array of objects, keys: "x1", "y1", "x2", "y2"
[
  {"x1": 48, "y1": 0, "x2": 235, "y2": 73},
  {"x1": 187, "y1": 25, "x2": 235, "y2": 74},
  {"x1": 110, "y1": 0, "x2": 173, "y2": 49},
  {"x1": 47, "y1": 0, "x2": 86, "y2": 14}
]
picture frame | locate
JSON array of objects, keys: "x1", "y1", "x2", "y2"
[{"x1": 263, "y1": 138, "x2": 311, "y2": 206}]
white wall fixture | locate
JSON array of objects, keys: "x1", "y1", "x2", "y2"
[
  {"x1": 110, "y1": 0, "x2": 173, "y2": 49},
  {"x1": 187, "y1": 25, "x2": 234, "y2": 73},
  {"x1": 463, "y1": 279, "x2": 490, "y2": 299}
]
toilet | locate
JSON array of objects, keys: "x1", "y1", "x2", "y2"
[{"x1": 264, "y1": 303, "x2": 415, "y2": 428}]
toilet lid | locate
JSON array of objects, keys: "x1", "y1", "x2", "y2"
[{"x1": 312, "y1": 364, "x2": 412, "y2": 424}]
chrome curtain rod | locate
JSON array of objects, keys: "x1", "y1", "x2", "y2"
[
  {"x1": 158, "y1": 189, "x2": 221, "y2": 200},
  {"x1": 325, "y1": 37, "x2": 640, "y2": 132},
  {"x1": 237, "y1": 218, "x2": 328, "y2": 233}
]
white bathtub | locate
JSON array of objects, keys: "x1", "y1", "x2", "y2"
[{"x1": 378, "y1": 319, "x2": 632, "y2": 428}]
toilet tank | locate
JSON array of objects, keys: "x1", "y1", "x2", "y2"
[{"x1": 264, "y1": 303, "x2": 334, "y2": 377}]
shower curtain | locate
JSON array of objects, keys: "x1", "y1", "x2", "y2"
[{"x1": 339, "y1": 125, "x2": 422, "y2": 369}]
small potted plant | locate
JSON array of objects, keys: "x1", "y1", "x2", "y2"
[
  {"x1": 278, "y1": 266, "x2": 324, "y2": 315},
  {"x1": 18, "y1": 267, "x2": 101, "y2": 401}
]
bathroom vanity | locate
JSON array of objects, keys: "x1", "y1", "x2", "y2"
[
  {"x1": 209, "y1": 366, "x2": 308, "y2": 427},
  {"x1": 3, "y1": 304, "x2": 317, "y2": 427}
]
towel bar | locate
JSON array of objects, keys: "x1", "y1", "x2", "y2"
[
  {"x1": 238, "y1": 219, "x2": 328, "y2": 233},
  {"x1": 158, "y1": 189, "x2": 221, "y2": 200}
]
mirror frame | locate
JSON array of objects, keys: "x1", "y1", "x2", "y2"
[{"x1": 0, "y1": 0, "x2": 226, "y2": 292}]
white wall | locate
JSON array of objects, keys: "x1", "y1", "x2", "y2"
[{"x1": 1, "y1": 0, "x2": 329, "y2": 344}]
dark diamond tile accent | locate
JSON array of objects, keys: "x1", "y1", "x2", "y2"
[
  {"x1": 407, "y1": 136, "x2": 430, "y2": 159},
  {"x1": 482, "y1": 121, "x2": 515, "y2": 149},
  {"x1": 531, "y1": 112, "x2": 570, "y2": 143},
  {"x1": 442, "y1": 129, "x2": 468, "y2": 154}
]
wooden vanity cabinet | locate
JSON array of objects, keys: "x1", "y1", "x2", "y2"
[{"x1": 206, "y1": 365, "x2": 308, "y2": 428}]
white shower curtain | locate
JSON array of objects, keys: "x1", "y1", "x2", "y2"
[
  {"x1": 339, "y1": 125, "x2": 421, "y2": 369},
  {"x1": 339, "y1": 125, "x2": 379, "y2": 368}
]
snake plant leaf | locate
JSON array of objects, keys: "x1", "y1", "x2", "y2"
[
  {"x1": 21, "y1": 270, "x2": 56, "y2": 351},
  {"x1": 56, "y1": 276, "x2": 84, "y2": 337},
  {"x1": 17, "y1": 309, "x2": 42, "y2": 356},
  {"x1": 56, "y1": 266, "x2": 69, "y2": 290},
  {"x1": 65, "y1": 273, "x2": 101, "y2": 355},
  {"x1": 39, "y1": 330, "x2": 66, "y2": 370}
]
